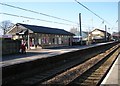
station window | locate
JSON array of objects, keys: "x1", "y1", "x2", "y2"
[
  {"x1": 58, "y1": 37, "x2": 61, "y2": 44},
  {"x1": 55, "y1": 38, "x2": 57, "y2": 44}
]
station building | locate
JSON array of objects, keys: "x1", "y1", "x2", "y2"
[{"x1": 7, "y1": 23, "x2": 74, "y2": 49}]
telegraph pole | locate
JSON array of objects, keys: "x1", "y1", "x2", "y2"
[
  {"x1": 105, "y1": 25, "x2": 107, "y2": 42},
  {"x1": 79, "y1": 13, "x2": 82, "y2": 45}
]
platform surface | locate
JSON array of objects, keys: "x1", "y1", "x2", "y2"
[
  {"x1": 101, "y1": 54, "x2": 120, "y2": 85},
  {"x1": 1, "y1": 42, "x2": 113, "y2": 67}
]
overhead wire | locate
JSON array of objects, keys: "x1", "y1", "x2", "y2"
[
  {"x1": 0, "y1": 2, "x2": 94, "y2": 30},
  {"x1": 0, "y1": 2, "x2": 78, "y2": 24},
  {"x1": 74, "y1": 0, "x2": 111, "y2": 26},
  {"x1": 0, "y1": 12, "x2": 78, "y2": 26},
  {"x1": 111, "y1": 20, "x2": 118, "y2": 30}
]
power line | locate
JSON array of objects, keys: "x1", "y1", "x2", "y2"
[
  {"x1": 0, "y1": 12, "x2": 78, "y2": 26},
  {"x1": 0, "y1": 2, "x2": 78, "y2": 24},
  {"x1": 111, "y1": 20, "x2": 118, "y2": 30},
  {"x1": 74, "y1": 0, "x2": 111, "y2": 25}
]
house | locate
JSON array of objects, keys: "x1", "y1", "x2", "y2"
[
  {"x1": 89, "y1": 29, "x2": 111, "y2": 43},
  {"x1": 7, "y1": 23, "x2": 74, "y2": 49}
]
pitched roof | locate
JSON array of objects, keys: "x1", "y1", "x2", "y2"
[
  {"x1": 17, "y1": 23, "x2": 74, "y2": 36},
  {"x1": 92, "y1": 29, "x2": 111, "y2": 35}
]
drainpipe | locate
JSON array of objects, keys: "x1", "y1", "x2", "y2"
[{"x1": 27, "y1": 30, "x2": 30, "y2": 50}]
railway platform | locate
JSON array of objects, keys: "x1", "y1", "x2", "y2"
[
  {"x1": 1, "y1": 42, "x2": 111, "y2": 67},
  {"x1": 101, "y1": 54, "x2": 120, "y2": 85}
]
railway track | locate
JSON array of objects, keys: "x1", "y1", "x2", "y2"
[
  {"x1": 68, "y1": 44, "x2": 120, "y2": 86},
  {"x1": 2, "y1": 43, "x2": 120, "y2": 86},
  {"x1": 40, "y1": 44, "x2": 120, "y2": 85}
]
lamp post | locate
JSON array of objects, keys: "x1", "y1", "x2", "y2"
[{"x1": 87, "y1": 27, "x2": 91, "y2": 45}]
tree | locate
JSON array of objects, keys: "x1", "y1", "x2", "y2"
[
  {"x1": 0, "y1": 20, "x2": 14, "y2": 35},
  {"x1": 69, "y1": 27, "x2": 79, "y2": 36}
]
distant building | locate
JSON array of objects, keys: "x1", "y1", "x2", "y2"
[
  {"x1": 72, "y1": 31, "x2": 88, "y2": 45},
  {"x1": 73, "y1": 36, "x2": 81, "y2": 42},
  {"x1": 72, "y1": 31, "x2": 88, "y2": 42},
  {"x1": 89, "y1": 29, "x2": 111, "y2": 43},
  {"x1": 7, "y1": 23, "x2": 74, "y2": 49},
  {"x1": 112, "y1": 32, "x2": 120, "y2": 41},
  {"x1": 82, "y1": 31, "x2": 89, "y2": 41}
]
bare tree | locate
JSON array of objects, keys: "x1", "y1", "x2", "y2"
[
  {"x1": 69, "y1": 27, "x2": 79, "y2": 36},
  {"x1": 0, "y1": 20, "x2": 14, "y2": 35}
]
